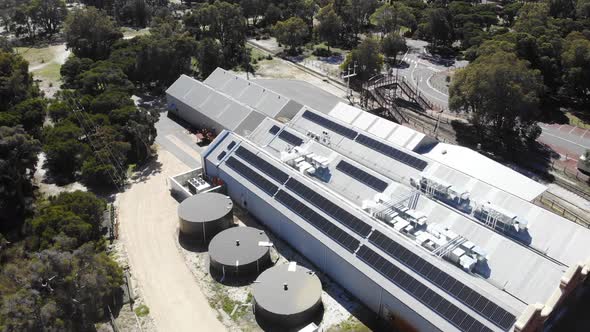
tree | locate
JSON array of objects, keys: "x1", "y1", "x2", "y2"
[
  {"x1": 43, "y1": 121, "x2": 87, "y2": 180},
  {"x1": 0, "y1": 51, "x2": 36, "y2": 112},
  {"x1": 316, "y1": 4, "x2": 343, "y2": 51},
  {"x1": 561, "y1": 32, "x2": 590, "y2": 102},
  {"x1": 60, "y1": 57, "x2": 94, "y2": 89},
  {"x1": 241, "y1": 0, "x2": 268, "y2": 27},
  {"x1": 419, "y1": 8, "x2": 453, "y2": 50},
  {"x1": 29, "y1": 0, "x2": 67, "y2": 35},
  {"x1": 578, "y1": 0, "x2": 590, "y2": 18},
  {"x1": 370, "y1": 3, "x2": 415, "y2": 36},
  {"x1": 0, "y1": 126, "x2": 41, "y2": 228},
  {"x1": 272, "y1": 17, "x2": 309, "y2": 54},
  {"x1": 381, "y1": 33, "x2": 407, "y2": 64},
  {"x1": 183, "y1": 1, "x2": 246, "y2": 70},
  {"x1": 197, "y1": 38, "x2": 223, "y2": 78},
  {"x1": 341, "y1": 36, "x2": 383, "y2": 84},
  {"x1": 12, "y1": 97, "x2": 46, "y2": 136},
  {"x1": 449, "y1": 51, "x2": 543, "y2": 153},
  {"x1": 64, "y1": 7, "x2": 123, "y2": 60},
  {"x1": 132, "y1": 19, "x2": 197, "y2": 89}
]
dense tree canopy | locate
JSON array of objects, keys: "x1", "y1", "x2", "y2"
[
  {"x1": 1, "y1": 192, "x2": 123, "y2": 331},
  {"x1": 272, "y1": 16, "x2": 309, "y2": 54},
  {"x1": 341, "y1": 37, "x2": 383, "y2": 84},
  {"x1": 64, "y1": 7, "x2": 123, "y2": 60},
  {"x1": 370, "y1": 2, "x2": 416, "y2": 35},
  {"x1": 316, "y1": 3, "x2": 343, "y2": 50},
  {"x1": 449, "y1": 51, "x2": 543, "y2": 153},
  {"x1": 0, "y1": 125, "x2": 41, "y2": 229}
]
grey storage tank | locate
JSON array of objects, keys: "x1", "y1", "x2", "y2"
[
  {"x1": 252, "y1": 263, "x2": 323, "y2": 329},
  {"x1": 208, "y1": 226, "x2": 273, "y2": 279},
  {"x1": 177, "y1": 192, "x2": 233, "y2": 244}
]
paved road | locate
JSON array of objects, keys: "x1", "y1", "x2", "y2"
[
  {"x1": 155, "y1": 111, "x2": 203, "y2": 168},
  {"x1": 538, "y1": 123, "x2": 590, "y2": 157}
]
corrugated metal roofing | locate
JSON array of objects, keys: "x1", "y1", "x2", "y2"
[
  {"x1": 204, "y1": 68, "x2": 301, "y2": 119},
  {"x1": 423, "y1": 143, "x2": 546, "y2": 202},
  {"x1": 166, "y1": 74, "x2": 261, "y2": 132}
]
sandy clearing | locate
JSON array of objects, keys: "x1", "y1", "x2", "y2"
[{"x1": 117, "y1": 148, "x2": 225, "y2": 332}]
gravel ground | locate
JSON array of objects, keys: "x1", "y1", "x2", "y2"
[{"x1": 116, "y1": 148, "x2": 226, "y2": 332}]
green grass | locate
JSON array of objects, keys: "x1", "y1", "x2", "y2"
[
  {"x1": 33, "y1": 62, "x2": 61, "y2": 82},
  {"x1": 14, "y1": 46, "x2": 56, "y2": 67},
  {"x1": 327, "y1": 316, "x2": 371, "y2": 332},
  {"x1": 134, "y1": 304, "x2": 150, "y2": 317}
]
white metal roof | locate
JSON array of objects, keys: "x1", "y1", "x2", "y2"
[
  {"x1": 245, "y1": 122, "x2": 569, "y2": 307},
  {"x1": 166, "y1": 74, "x2": 262, "y2": 133},
  {"x1": 423, "y1": 143, "x2": 546, "y2": 202},
  {"x1": 328, "y1": 102, "x2": 435, "y2": 151}
]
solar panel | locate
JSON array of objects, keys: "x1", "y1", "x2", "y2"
[
  {"x1": 368, "y1": 231, "x2": 515, "y2": 330},
  {"x1": 355, "y1": 134, "x2": 428, "y2": 171},
  {"x1": 227, "y1": 141, "x2": 236, "y2": 150},
  {"x1": 269, "y1": 125, "x2": 280, "y2": 135},
  {"x1": 278, "y1": 130, "x2": 304, "y2": 146},
  {"x1": 217, "y1": 151, "x2": 226, "y2": 160},
  {"x1": 285, "y1": 178, "x2": 372, "y2": 237},
  {"x1": 235, "y1": 146, "x2": 289, "y2": 184},
  {"x1": 356, "y1": 245, "x2": 493, "y2": 332},
  {"x1": 275, "y1": 190, "x2": 360, "y2": 253},
  {"x1": 225, "y1": 157, "x2": 278, "y2": 196},
  {"x1": 336, "y1": 160, "x2": 389, "y2": 192},
  {"x1": 302, "y1": 110, "x2": 358, "y2": 139}
]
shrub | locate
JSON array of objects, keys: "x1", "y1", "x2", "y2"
[{"x1": 312, "y1": 47, "x2": 332, "y2": 57}]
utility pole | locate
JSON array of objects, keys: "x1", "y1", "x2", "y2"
[{"x1": 342, "y1": 61, "x2": 357, "y2": 104}]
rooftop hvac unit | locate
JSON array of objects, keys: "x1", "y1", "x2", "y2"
[
  {"x1": 417, "y1": 174, "x2": 471, "y2": 212},
  {"x1": 187, "y1": 177, "x2": 211, "y2": 194},
  {"x1": 477, "y1": 202, "x2": 528, "y2": 233}
]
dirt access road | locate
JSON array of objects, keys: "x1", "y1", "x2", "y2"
[{"x1": 117, "y1": 148, "x2": 225, "y2": 332}]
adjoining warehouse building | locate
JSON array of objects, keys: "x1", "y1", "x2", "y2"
[{"x1": 167, "y1": 69, "x2": 590, "y2": 332}]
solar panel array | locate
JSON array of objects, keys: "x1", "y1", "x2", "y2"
[
  {"x1": 235, "y1": 146, "x2": 289, "y2": 184},
  {"x1": 336, "y1": 160, "x2": 389, "y2": 192},
  {"x1": 278, "y1": 130, "x2": 304, "y2": 146},
  {"x1": 356, "y1": 134, "x2": 428, "y2": 171},
  {"x1": 369, "y1": 231, "x2": 516, "y2": 331},
  {"x1": 357, "y1": 245, "x2": 493, "y2": 332},
  {"x1": 269, "y1": 125, "x2": 280, "y2": 135},
  {"x1": 225, "y1": 157, "x2": 278, "y2": 196},
  {"x1": 227, "y1": 141, "x2": 236, "y2": 150},
  {"x1": 302, "y1": 110, "x2": 358, "y2": 139},
  {"x1": 275, "y1": 190, "x2": 360, "y2": 252},
  {"x1": 217, "y1": 151, "x2": 226, "y2": 160},
  {"x1": 285, "y1": 178, "x2": 372, "y2": 237}
]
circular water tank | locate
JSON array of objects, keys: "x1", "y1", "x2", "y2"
[
  {"x1": 178, "y1": 192, "x2": 233, "y2": 244},
  {"x1": 253, "y1": 263, "x2": 322, "y2": 328},
  {"x1": 208, "y1": 226, "x2": 272, "y2": 279}
]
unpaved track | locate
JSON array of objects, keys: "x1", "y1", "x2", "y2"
[{"x1": 117, "y1": 149, "x2": 225, "y2": 332}]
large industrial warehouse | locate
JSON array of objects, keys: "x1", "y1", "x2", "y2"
[{"x1": 166, "y1": 69, "x2": 590, "y2": 332}]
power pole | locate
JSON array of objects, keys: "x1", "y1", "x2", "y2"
[{"x1": 342, "y1": 61, "x2": 357, "y2": 104}]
